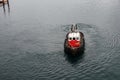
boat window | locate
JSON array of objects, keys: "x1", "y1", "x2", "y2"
[
  {"x1": 73, "y1": 37, "x2": 75, "y2": 40},
  {"x1": 69, "y1": 37, "x2": 72, "y2": 40},
  {"x1": 77, "y1": 37, "x2": 80, "y2": 40}
]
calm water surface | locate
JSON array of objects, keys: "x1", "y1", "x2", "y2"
[{"x1": 0, "y1": 0, "x2": 120, "y2": 80}]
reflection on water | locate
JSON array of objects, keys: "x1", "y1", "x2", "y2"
[
  {"x1": 64, "y1": 51, "x2": 85, "y2": 65},
  {"x1": 0, "y1": 0, "x2": 10, "y2": 14}
]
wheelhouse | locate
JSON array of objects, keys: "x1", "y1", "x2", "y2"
[{"x1": 68, "y1": 32, "x2": 80, "y2": 41}]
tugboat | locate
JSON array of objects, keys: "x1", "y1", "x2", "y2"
[{"x1": 64, "y1": 24, "x2": 85, "y2": 55}]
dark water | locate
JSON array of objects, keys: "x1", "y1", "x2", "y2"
[{"x1": 0, "y1": 0, "x2": 120, "y2": 80}]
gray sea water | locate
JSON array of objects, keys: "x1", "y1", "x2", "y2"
[{"x1": 0, "y1": 0, "x2": 120, "y2": 80}]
